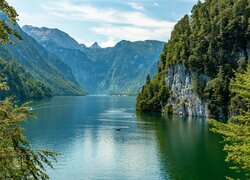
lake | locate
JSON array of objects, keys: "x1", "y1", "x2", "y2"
[{"x1": 24, "y1": 96, "x2": 237, "y2": 179}]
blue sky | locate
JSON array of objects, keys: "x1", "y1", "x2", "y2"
[{"x1": 7, "y1": 0, "x2": 198, "y2": 47}]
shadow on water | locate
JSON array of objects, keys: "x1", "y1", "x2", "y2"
[{"x1": 136, "y1": 112, "x2": 240, "y2": 180}]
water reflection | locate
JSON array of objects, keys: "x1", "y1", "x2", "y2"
[
  {"x1": 23, "y1": 96, "x2": 238, "y2": 180},
  {"x1": 136, "y1": 113, "x2": 237, "y2": 179}
]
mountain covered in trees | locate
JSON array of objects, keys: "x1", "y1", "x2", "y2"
[
  {"x1": 23, "y1": 25, "x2": 165, "y2": 95},
  {"x1": 0, "y1": 55, "x2": 52, "y2": 100},
  {"x1": 137, "y1": 0, "x2": 250, "y2": 118},
  {"x1": 0, "y1": 14, "x2": 87, "y2": 97}
]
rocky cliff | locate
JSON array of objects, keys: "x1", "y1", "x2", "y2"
[
  {"x1": 136, "y1": 0, "x2": 249, "y2": 118},
  {"x1": 164, "y1": 64, "x2": 209, "y2": 117}
]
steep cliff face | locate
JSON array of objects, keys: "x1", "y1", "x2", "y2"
[
  {"x1": 136, "y1": 0, "x2": 249, "y2": 118},
  {"x1": 164, "y1": 64, "x2": 210, "y2": 117},
  {"x1": 164, "y1": 46, "x2": 250, "y2": 118}
]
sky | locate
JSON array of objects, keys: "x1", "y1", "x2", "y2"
[{"x1": 7, "y1": 0, "x2": 198, "y2": 47}]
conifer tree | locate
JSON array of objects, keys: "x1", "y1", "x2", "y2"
[
  {"x1": 209, "y1": 65, "x2": 250, "y2": 178},
  {"x1": 0, "y1": 0, "x2": 56, "y2": 179}
]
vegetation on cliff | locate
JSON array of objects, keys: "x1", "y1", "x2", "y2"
[
  {"x1": 137, "y1": 0, "x2": 250, "y2": 117},
  {"x1": 136, "y1": 1, "x2": 250, "y2": 176},
  {"x1": 136, "y1": 75, "x2": 170, "y2": 112}
]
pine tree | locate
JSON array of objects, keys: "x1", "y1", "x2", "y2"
[
  {"x1": 209, "y1": 65, "x2": 250, "y2": 178},
  {"x1": 0, "y1": 0, "x2": 22, "y2": 45},
  {"x1": 0, "y1": 1, "x2": 56, "y2": 179}
]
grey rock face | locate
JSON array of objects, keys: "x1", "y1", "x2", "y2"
[
  {"x1": 165, "y1": 64, "x2": 210, "y2": 117},
  {"x1": 22, "y1": 25, "x2": 81, "y2": 50}
]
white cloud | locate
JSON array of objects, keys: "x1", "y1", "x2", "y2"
[
  {"x1": 42, "y1": 2, "x2": 175, "y2": 28},
  {"x1": 99, "y1": 37, "x2": 116, "y2": 48},
  {"x1": 18, "y1": 12, "x2": 51, "y2": 26},
  {"x1": 41, "y1": 1, "x2": 175, "y2": 45},
  {"x1": 42, "y1": 3, "x2": 118, "y2": 24},
  {"x1": 85, "y1": 41, "x2": 96, "y2": 47},
  {"x1": 128, "y1": 2, "x2": 144, "y2": 11},
  {"x1": 92, "y1": 25, "x2": 170, "y2": 42},
  {"x1": 75, "y1": 38, "x2": 96, "y2": 48},
  {"x1": 153, "y1": 2, "x2": 159, "y2": 7}
]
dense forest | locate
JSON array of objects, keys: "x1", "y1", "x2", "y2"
[
  {"x1": 0, "y1": 58, "x2": 52, "y2": 100},
  {"x1": 209, "y1": 65, "x2": 250, "y2": 177},
  {"x1": 0, "y1": 46, "x2": 52, "y2": 100},
  {"x1": 137, "y1": 0, "x2": 250, "y2": 118}
]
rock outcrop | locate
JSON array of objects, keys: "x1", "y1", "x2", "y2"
[{"x1": 164, "y1": 64, "x2": 210, "y2": 117}]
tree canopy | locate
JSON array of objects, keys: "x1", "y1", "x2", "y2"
[
  {"x1": 209, "y1": 65, "x2": 250, "y2": 178},
  {"x1": 136, "y1": 75, "x2": 170, "y2": 112},
  {"x1": 0, "y1": 97, "x2": 57, "y2": 179},
  {"x1": 137, "y1": 0, "x2": 250, "y2": 118},
  {"x1": 0, "y1": 0, "x2": 22, "y2": 44},
  {"x1": 0, "y1": 0, "x2": 56, "y2": 179}
]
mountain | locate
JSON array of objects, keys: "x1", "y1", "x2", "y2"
[
  {"x1": 126, "y1": 61, "x2": 158, "y2": 94},
  {"x1": 97, "y1": 40, "x2": 164, "y2": 94},
  {"x1": 0, "y1": 46, "x2": 52, "y2": 100},
  {"x1": 22, "y1": 26, "x2": 81, "y2": 50},
  {"x1": 136, "y1": 0, "x2": 250, "y2": 118},
  {"x1": 0, "y1": 59, "x2": 52, "y2": 100},
  {"x1": 23, "y1": 25, "x2": 165, "y2": 94},
  {"x1": 90, "y1": 42, "x2": 101, "y2": 49},
  {"x1": 0, "y1": 16, "x2": 86, "y2": 96}
]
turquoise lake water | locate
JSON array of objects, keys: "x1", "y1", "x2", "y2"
[{"x1": 23, "y1": 96, "x2": 238, "y2": 180}]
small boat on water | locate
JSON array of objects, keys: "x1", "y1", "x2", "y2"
[
  {"x1": 29, "y1": 107, "x2": 33, "y2": 111},
  {"x1": 116, "y1": 128, "x2": 122, "y2": 131}
]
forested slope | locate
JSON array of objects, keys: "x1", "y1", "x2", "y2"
[
  {"x1": 137, "y1": 0, "x2": 250, "y2": 118},
  {"x1": 0, "y1": 58, "x2": 52, "y2": 100},
  {"x1": 0, "y1": 13, "x2": 86, "y2": 96}
]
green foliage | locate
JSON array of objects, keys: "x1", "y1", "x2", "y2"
[
  {"x1": 209, "y1": 65, "x2": 250, "y2": 177},
  {"x1": 231, "y1": 65, "x2": 250, "y2": 105},
  {"x1": 0, "y1": 21, "x2": 87, "y2": 96},
  {"x1": 192, "y1": 73, "x2": 207, "y2": 98},
  {"x1": 230, "y1": 64, "x2": 250, "y2": 115},
  {"x1": 160, "y1": 0, "x2": 249, "y2": 74},
  {"x1": 142, "y1": 0, "x2": 250, "y2": 116},
  {"x1": 204, "y1": 66, "x2": 233, "y2": 118},
  {"x1": 0, "y1": 58, "x2": 52, "y2": 100},
  {"x1": 0, "y1": 2, "x2": 56, "y2": 179},
  {"x1": 136, "y1": 75, "x2": 171, "y2": 112},
  {"x1": 0, "y1": 98, "x2": 57, "y2": 179},
  {"x1": 159, "y1": 15, "x2": 191, "y2": 74},
  {"x1": 1, "y1": 37, "x2": 86, "y2": 96},
  {"x1": 0, "y1": 0, "x2": 22, "y2": 45}
]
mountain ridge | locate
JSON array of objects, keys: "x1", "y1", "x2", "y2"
[
  {"x1": 23, "y1": 25, "x2": 165, "y2": 95},
  {"x1": 0, "y1": 14, "x2": 87, "y2": 96}
]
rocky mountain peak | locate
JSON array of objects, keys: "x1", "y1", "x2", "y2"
[{"x1": 90, "y1": 42, "x2": 101, "y2": 49}]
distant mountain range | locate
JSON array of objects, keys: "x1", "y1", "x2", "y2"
[
  {"x1": 23, "y1": 25, "x2": 165, "y2": 94},
  {"x1": 0, "y1": 14, "x2": 164, "y2": 99}
]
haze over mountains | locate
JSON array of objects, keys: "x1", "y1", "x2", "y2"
[
  {"x1": 22, "y1": 25, "x2": 165, "y2": 95},
  {"x1": 0, "y1": 13, "x2": 86, "y2": 98},
  {"x1": 0, "y1": 14, "x2": 164, "y2": 98}
]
